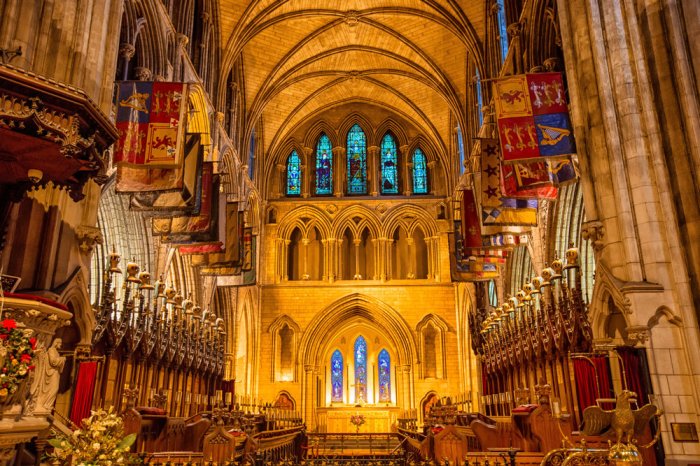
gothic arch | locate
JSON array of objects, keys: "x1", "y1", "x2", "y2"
[
  {"x1": 588, "y1": 263, "x2": 633, "y2": 338},
  {"x1": 298, "y1": 293, "x2": 417, "y2": 368},
  {"x1": 330, "y1": 205, "x2": 382, "y2": 240},
  {"x1": 381, "y1": 204, "x2": 438, "y2": 238},
  {"x1": 338, "y1": 113, "x2": 376, "y2": 144},
  {"x1": 276, "y1": 205, "x2": 333, "y2": 240},
  {"x1": 303, "y1": 120, "x2": 339, "y2": 150},
  {"x1": 374, "y1": 118, "x2": 409, "y2": 148}
]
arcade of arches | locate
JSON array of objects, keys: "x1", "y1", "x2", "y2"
[{"x1": 0, "y1": 0, "x2": 699, "y2": 465}]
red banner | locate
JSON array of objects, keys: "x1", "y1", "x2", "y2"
[
  {"x1": 461, "y1": 189, "x2": 482, "y2": 249},
  {"x1": 501, "y1": 160, "x2": 558, "y2": 199}
]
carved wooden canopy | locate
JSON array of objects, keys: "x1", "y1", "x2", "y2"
[{"x1": 0, "y1": 64, "x2": 118, "y2": 201}]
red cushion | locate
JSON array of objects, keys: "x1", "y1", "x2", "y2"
[
  {"x1": 4, "y1": 292, "x2": 69, "y2": 311},
  {"x1": 137, "y1": 406, "x2": 167, "y2": 415},
  {"x1": 512, "y1": 404, "x2": 539, "y2": 413}
]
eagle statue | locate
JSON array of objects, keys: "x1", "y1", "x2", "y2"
[{"x1": 581, "y1": 390, "x2": 658, "y2": 444}]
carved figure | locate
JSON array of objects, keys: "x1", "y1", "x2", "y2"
[
  {"x1": 29, "y1": 338, "x2": 66, "y2": 414},
  {"x1": 581, "y1": 390, "x2": 657, "y2": 444}
]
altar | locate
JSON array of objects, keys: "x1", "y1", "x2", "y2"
[{"x1": 316, "y1": 406, "x2": 401, "y2": 433}]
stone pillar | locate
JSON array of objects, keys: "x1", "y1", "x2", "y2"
[
  {"x1": 353, "y1": 238, "x2": 362, "y2": 279},
  {"x1": 406, "y1": 162, "x2": 414, "y2": 195},
  {"x1": 302, "y1": 147, "x2": 313, "y2": 198},
  {"x1": 400, "y1": 145, "x2": 411, "y2": 196},
  {"x1": 275, "y1": 164, "x2": 285, "y2": 199},
  {"x1": 368, "y1": 146, "x2": 379, "y2": 196},
  {"x1": 301, "y1": 238, "x2": 310, "y2": 280},
  {"x1": 332, "y1": 146, "x2": 345, "y2": 197},
  {"x1": 402, "y1": 365, "x2": 412, "y2": 410},
  {"x1": 303, "y1": 365, "x2": 315, "y2": 429},
  {"x1": 118, "y1": 43, "x2": 135, "y2": 81},
  {"x1": 427, "y1": 161, "x2": 437, "y2": 195},
  {"x1": 406, "y1": 237, "x2": 415, "y2": 279}
]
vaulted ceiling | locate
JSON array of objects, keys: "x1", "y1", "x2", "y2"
[{"x1": 218, "y1": 1, "x2": 487, "y2": 188}]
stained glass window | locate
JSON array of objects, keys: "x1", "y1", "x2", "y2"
[
  {"x1": 315, "y1": 133, "x2": 333, "y2": 195},
  {"x1": 346, "y1": 124, "x2": 367, "y2": 194},
  {"x1": 476, "y1": 69, "x2": 484, "y2": 127},
  {"x1": 249, "y1": 129, "x2": 256, "y2": 180},
  {"x1": 457, "y1": 124, "x2": 465, "y2": 175},
  {"x1": 496, "y1": 0, "x2": 509, "y2": 63},
  {"x1": 378, "y1": 349, "x2": 391, "y2": 403},
  {"x1": 331, "y1": 349, "x2": 343, "y2": 403},
  {"x1": 380, "y1": 133, "x2": 398, "y2": 194},
  {"x1": 286, "y1": 150, "x2": 301, "y2": 196},
  {"x1": 354, "y1": 336, "x2": 367, "y2": 403},
  {"x1": 412, "y1": 148, "x2": 428, "y2": 194}
]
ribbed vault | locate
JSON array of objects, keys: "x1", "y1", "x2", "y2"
[{"x1": 218, "y1": 1, "x2": 486, "y2": 195}]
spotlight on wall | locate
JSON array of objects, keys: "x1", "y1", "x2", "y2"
[{"x1": 27, "y1": 168, "x2": 43, "y2": 184}]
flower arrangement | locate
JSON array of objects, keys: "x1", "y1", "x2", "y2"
[
  {"x1": 350, "y1": 413, "x2": 366, "y2": 432},
  {"x1": 47, "y1": 407, "x2": 139, "y2": 466},
  {"x1": 0, "y1": 317, "x2": 36, "y2": 402}
]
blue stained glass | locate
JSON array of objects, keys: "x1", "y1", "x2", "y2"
[
  {"x1": 249, "y1": 129, "x2": 256, "y2": 180},
  {"x1": 457, "y1": 125, "x2": 465, "y2": 175},
  {"x1": 286, "y1": 150, "x2": 301, "y2": 196},
  {"x1": 412, "y1": 148, "x2": 428, "y2": 194},
  {"x1": 315, "y1": 133, "x2": 333, "y2": 195},
  {"x1": 378, "y1": 349, "x2": 391, "y2": 403},
  {"x1": 331, "y1": 349, "x2": 343, "y2": 403},
  {"x1": 380, "y1": 133, "x2": 398, "y2": 194},
  {"x1": 476, "y1": 69, "x2": 484, "y2": 127},
  {"x1": 354, "y1": 336, "x2": 367, "y2": 403},
  {"x1": 346, "y1": 124, "x2": 367, "y2": 194},
  {"x1": 496, "y1": 0, "x2": 509, "y2": 63}
]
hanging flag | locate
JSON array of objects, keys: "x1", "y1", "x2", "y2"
[
  {"x1": 501, "y1": 160, "x2": 558, "y2": 199},
  {"x1": 151, "y1": 162, "x2": 215, "y2": 235},
  {"x1": 547, "y1": 157, "x2": 579, "y2": 185},
  {"x1": 461, "y1": 189, "x2": 482, "y2": 249},
  {"x1": 114, "y1": 81, "x2": 188, "y2": 168},
  {"x1": 178, "y1": 243, "x2": 223, "y2": 255},
  {"x1": 241, "y1": 228, "x2": 254, "y2": 272},
  {"x1": 480, "y1": 139, "x2": 538, "y2": 226},
  {"x1": 493, "y1": 73, "x2": 575, "y2": 161}
]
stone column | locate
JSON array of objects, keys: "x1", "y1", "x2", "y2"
[
  {"x1": 303, "y1": 365, "x2": 315, "y2": 429},
  {"x1": 406, "y1": 237, "x2": 415, "y2": 279},
  {"x1": 368, "y1": 146, "x2": 379, "y2": 196},
  {"x1": 406, "y1": 162, "x2": 414, "y2": 195},
  {"x1": 118, "y1": 43, "x2": 135, "y2": 81},
  {"x1": 400, "y1": 145, "x2": 411, "y2": 196},
  {"x1": 427, "y1": 161, "x2": 437, "y2": 195},
  {"x1": 332, "y1": 146, "x2": 345, "y2": 197},
  {"x1": 275, "y1": 164, "x2": 285, "y2": 199},
  {"x1": 353, "y1": 238, "x2": 362, "y2": 279},
  {"x1": 301, "y1": 238, "x2": 310, "y2": 280},
  {"x1": 302, "y1": 147, "x2": 313, "y2": 197}
]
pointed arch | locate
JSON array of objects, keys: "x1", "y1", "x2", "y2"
[
  {"x1": 412, "y1": 147, "x2": 429, "y2": 194},
  {"x1": 380, "y1": 132, "x2": 399, "y2": 194},
  {"x1": 346, "y1": 123, "x2": 368, "y2": 195},
  {"x1": 315, "y1": 132, "x2": 333, "y2": 195},
  {"x1": 354, "y1": 335, "x2": 368, "y2": 402},
  {"x1": 286, "y1": 149, "x2": 302, "y2": 196}
]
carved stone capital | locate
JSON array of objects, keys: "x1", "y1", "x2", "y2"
[
  {"x1": 118, "y1": 43, "x2": 136, "y2": 60},
  {"x1": 543, "y1": 57, "x2": 560, "y2": 72},
  {"x1": 626, "y1": 325, "x2": 651, "y2": 346},
  {"x1": 134, "y1": 66, "x2": 152, "y2": 81},
  {"x1": 581, "y1": 220, "x2": 605, "y2": 251},
  {"x1": 176, "y1": 33, "x2": 189, "y2": 47},
  {"x1": 76, "y1": 225, "x2": 103, "y2": 253}
]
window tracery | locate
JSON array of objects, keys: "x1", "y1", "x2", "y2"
[
  {"x1": 286, "y1": 150, "x2": 301, "y2": 196},
  {"x1": 412, "y1": 148, "x2": 428, "y2": 194},
  {"x1": 354, "y1": 336, "x2": 368, "y2": 403},
  {"x1": 347, "y1": 124, "x2": 367, "y2": 195},
  {"x1": 380, "y1": 133, "x2": 399, "y2": 194},
  {"x1": 315, "y1": 133, "x2": 333, "y2": 195}
]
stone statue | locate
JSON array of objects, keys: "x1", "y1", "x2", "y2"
[{"x1": 28, "y1": 338, "x2": 66, "y2": 415}]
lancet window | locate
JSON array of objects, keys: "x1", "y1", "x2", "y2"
[
  {"x1": 496, "y1": 0, "x2": 509, "y2": 63},
  {"x1": 286, "y1": 150, "x2": 301, "y2": 196},
  {"x1": 315, "y1": 133, "x2": 333, "y2": 195},
  {"x1": 378, "y1": 349, "x2": 391, "y2": 403},
  {"x1": 346, "y1": 124, "x2": 367, "y2": 195},
  {"x1": 331, "y1": 349, "x2": 343, "y2": 403},
  {"x1": 354, "y1": 336, "x2": 368, "y2": 403},
  {"x1": 412, "y1": 148, "x2": 428, "y2": 194},
  {"x1": 380, "y1": 133, "x2": 399, "y2": 194}
]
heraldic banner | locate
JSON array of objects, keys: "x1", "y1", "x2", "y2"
[
  {"x1": 493, "y1": 73, "x2": 575, "y2": 161},
  {"x1": 114, "y1": 81, "x2": 189, "y2": 168},
  {"x1": 480, "y1": 139, "x2": 538, "y2": 226}
]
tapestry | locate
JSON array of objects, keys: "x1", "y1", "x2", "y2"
[
  {"x1": 480, "y1": 139, "x2": 538, "y2": 226},
  {"x1": 114, "y1": 81, "x2": 188, "y2": 168},
  {"x1": 493, "y1": 73, "x2": 575, "y2": 161}
]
